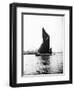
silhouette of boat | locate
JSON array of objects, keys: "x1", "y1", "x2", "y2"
[{"x1": 36, "y1": 28, "x2": 52, "y2": 56}]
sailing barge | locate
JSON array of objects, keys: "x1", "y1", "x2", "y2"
[{"x1": 36, "y1": 28, "x2": 52, "y2": 56}]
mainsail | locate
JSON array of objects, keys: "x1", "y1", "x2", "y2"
[{"x1": 38, "y1": 28, "x2": 52, "y2": 54}]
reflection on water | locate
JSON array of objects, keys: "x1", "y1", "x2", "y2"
[{"x1": 23, "y1": 52, "x2": 63, "y2": 75}]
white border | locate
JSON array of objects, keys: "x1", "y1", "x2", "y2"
[{"x1": 16, "y1": 7, "x2": 70, "y2": 83}]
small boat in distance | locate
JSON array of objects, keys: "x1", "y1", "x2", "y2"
[{"x1": 35, "y1": 28, "x2": 52, "y2": 56}]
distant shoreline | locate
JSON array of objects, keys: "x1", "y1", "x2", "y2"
[
  {"x1": 23, "y1": 52, "x2": 37, "y2": 55},
  {"x1": 23, "y1": 52, "x2": 63, "y2": 55}
]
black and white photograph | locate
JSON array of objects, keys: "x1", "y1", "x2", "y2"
[
  {"x1": 10, "y1": 3, "x2": 72, "y2": 87},
  {"x1": 22, "y1": 13, "x2": 64, "y2": 76}
]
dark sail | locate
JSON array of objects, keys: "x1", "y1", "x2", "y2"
[{"x1": 38, "y1": 28, "x2": 52, "y2": 54}]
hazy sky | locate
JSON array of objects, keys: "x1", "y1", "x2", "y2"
[{"x1": 23, "y1": 15, "x2": 64, "y2": 52}]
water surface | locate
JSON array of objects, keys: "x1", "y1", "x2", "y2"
[{"x1": 23, "y1": 52, "x2": 63, "y2": 75}]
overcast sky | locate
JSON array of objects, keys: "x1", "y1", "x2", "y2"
[{"x1": 23, "y1": 15, "x2": 64, "y2": 52}]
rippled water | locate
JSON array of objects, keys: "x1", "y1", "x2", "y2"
[{"x1": 23, "y1": 52, "x2": 63, "y2": 75}]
